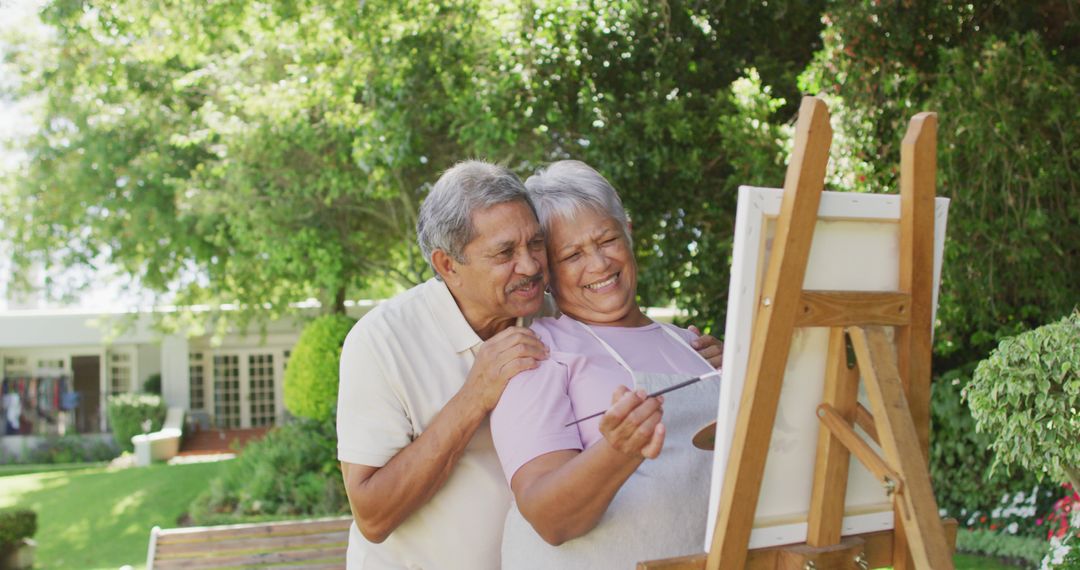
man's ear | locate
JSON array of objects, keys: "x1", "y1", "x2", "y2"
[{"x1": 431, "y1": 249, "x2": 459, "y2": 285}]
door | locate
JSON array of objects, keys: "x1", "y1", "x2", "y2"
[{"x1": 71, "y1": 355, "x2": 101, "y2": 433}]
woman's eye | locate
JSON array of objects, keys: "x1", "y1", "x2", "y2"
[{"x1": 560, "y1": 252, "x2": 581, "y2": 263}]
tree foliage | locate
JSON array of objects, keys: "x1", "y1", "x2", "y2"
[
  {"x1": 2, "y1": 0, "x2": 1076, "y2": 351},
  {"x1": 799, "y1": 0, "x2": 1080, "y2": 365},
  {"x1": 1, "y1": 0, "x2": 527, "y2": 326},
  {"x1": 0, "y1": 0, "x2": 828, "y2": 333},
  {"x1": 500, "y1": 0, "x2": 825, "y2": 330}
]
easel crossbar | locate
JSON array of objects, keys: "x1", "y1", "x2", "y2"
[
  {"x1": 795, "y1": 291, "x2": 912, "y2": 327},
  {"x1": 816, "y1": 402, "x2": 900, "y2": 495}
]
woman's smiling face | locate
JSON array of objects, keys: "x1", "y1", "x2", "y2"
[{"x1": 547, "y1": 206, "x2": 647, "y2": 327}]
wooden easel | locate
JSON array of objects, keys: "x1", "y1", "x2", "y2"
[{"x1": 640, "y1": 96, "x2": 954, "y2": 570}]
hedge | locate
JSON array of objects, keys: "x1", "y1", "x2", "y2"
[
  {"x1": 0, "y1": 509, "x2": 36, "y2": 549},
  {"x1": 106, "y1": 393, "x2": 166, "y2": 453}
]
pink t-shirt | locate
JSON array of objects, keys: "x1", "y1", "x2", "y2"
[{"x1": 490, "y1": 315, "x2": 713, "y2": 484}]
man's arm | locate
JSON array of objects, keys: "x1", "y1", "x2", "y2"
[{"x1": 341, "y1": 326, "x2": 547, "y2": 543}]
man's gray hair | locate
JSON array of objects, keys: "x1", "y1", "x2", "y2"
[
  {"x1": 417, "y1": 160, "x2": 534, "y2": 270},
  {"x1": 524, "y1": 160, "x2": 631, "y2": 241}
]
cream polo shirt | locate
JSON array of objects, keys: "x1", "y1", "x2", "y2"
[{"x1": 337, "y1": 278, "x2": 554, "y2": 570}]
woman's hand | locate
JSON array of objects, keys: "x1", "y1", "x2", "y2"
[{"x1": 599, "y1": 386, "x2": 666, "y2": 459}]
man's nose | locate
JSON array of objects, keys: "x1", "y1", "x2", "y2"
[{"x1": 516, "y1": 248, "x2": 542, "y2": 275}]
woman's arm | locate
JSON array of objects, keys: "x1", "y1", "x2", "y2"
[{"x1": 510, "y1": 387, "x2": 666, "y2": 545}]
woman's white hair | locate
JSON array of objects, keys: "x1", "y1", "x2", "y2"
[
  {"x1": 523, "y1": 160, "x2": 631, "y2": 242},
  {"x1": 416, "y1": 160, "x2": 534, "y2": 271}
]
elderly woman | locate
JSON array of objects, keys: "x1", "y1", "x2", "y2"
[{"x1": 490, "y1": 160, "x2": 720, "y2": 569}]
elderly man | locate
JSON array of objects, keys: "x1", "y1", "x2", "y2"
[{"x1": 337, "y1": 160, "x2": 721, "y2": 569}]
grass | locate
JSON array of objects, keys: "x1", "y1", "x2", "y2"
[
  {"x1": 0, "y1": 461, "x2": 230, "y2": 569},
  {"x1": 0, "y1": 462, "x2": 111, "y2": 478}
]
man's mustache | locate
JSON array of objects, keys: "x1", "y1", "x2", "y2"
[{"x1": 505, "y1": 273, "x2": 544, "y2": 294}]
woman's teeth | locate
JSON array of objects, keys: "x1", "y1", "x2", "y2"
[{"x1": 585, "y1": 274, "x2": 618, "y2": 290}]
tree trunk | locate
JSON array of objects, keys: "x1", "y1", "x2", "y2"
[{"x1": 329, "y1": 285, "x2": 347, "y2": 315}]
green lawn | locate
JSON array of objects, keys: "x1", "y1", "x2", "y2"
[{"x1": 0, "y1": 461, "x2": 229, "y2": 569}]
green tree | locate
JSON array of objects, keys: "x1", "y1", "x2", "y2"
[{"x1": 1, "y1": 0, "x2": 526, "y2": 328}]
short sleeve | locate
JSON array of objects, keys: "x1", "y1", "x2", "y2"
[
  {"x1": 490, "y1": 359, "x2": 584, "y2": 485},
  {"x1": 336, "y1": 322, "x2": 413, "y2": 467}
]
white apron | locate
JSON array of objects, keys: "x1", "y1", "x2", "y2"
[{"x1": 501, "y1": 321, "x2": 720, "y2": 570}]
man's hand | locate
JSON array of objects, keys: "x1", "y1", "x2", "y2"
[
  {"x1": 688, "y1": 325, "x2": 724, "y2": 369},
  {"x1": 599, "y1": 387, "x2": 665, "y2": 459},
  {"x1": 342, "y1": 326, "x2": 546, "y2": 543},
  {"x1": 464, "y1": 326, "x2": 549, "y2": 412}
]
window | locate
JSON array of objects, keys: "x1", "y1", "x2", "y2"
[
  {"x1": 189, "y1": 352, "x2": 206, "y2": 411},
  {"x1": 36, "y1": 358, "x2": 65, "y2": 371},
  {"x1": 213, "y1": 354, "x2": 241, "y2": 428},
  {"x1": 109, "y1": 352, "x2": 132, "y2": 395},
  {"x1": 3, "y1": 356, "x2": 29, "y2": 374},
  {"x1": 248, "y1": 354, "x2": 276, "y2": 427}
]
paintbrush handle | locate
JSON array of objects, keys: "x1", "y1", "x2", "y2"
[{"x1": 563, "y1": 370, "x2": 720, "y2": 427}]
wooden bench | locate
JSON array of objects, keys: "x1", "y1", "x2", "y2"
[{"x1": 146, "y1": 515, "x2": 352, "y2": 569}]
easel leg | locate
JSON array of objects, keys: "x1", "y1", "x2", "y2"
[
  {"x1": 807, "y1": 327, "x2": 860, "y2": 546},
  {"x1": 849, "y1": 326, "x2": 953, "y2": 570}
]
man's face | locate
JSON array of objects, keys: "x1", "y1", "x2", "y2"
[{"x1": 442, "y1": 200, "x2": 548, "y2": 334}]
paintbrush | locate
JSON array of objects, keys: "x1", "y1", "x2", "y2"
[{"x1": 564, "y1": 369, "x2": 722, "y2": 427}]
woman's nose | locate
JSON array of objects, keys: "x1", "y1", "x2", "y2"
[{"x1": 585, "y1": 248, "x2": 608, "y2": 271}]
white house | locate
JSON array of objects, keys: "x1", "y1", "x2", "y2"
[{"x1": 0, "y1": 303, "x2": 375, "y2": 457}]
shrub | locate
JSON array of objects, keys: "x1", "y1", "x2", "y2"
[
  {"x1": 283, "y1": 314, "x2": 356, "y2": 422},
  {"x1": 25, "y1": 435, "x2": 119, "y2": 464},
  {"x1": 143, "y1": 373, "x2": 162, "y2": 395},
  {"x1": 106, "y1": 393, "x2": 166, "y2": 453},
  {"x1": 956, "y1": 528, "x2": 1048, "y2": 568},
  {"x1": 931, "y1": 363, "x2": 1050, "y2": 533},
  {"x1": 0, "y1": 508, "x2": 36, "y2": 548},
  {"x1": 189, "y1": 418, "x2": 347, "y2": 524},
  {"x1": 966, "y1": 311, "x2": 1080, "y2": 492},
  {"x1": 1045, "y1": 528, "x2": 1080, "y2": 570}
]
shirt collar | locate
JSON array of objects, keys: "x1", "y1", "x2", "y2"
[{"x1": 424, "y1": 278, "x2": 484, "y2": 354}]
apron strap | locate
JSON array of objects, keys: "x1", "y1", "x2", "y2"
[
  {"x1": 572, "y1": 318, "x2": 714, "y2": 374},
  {"x1": 656, "y1": 323, "x2": 716, "y2": 371},
  {"x1": 572, "y1": 319, "x2": 634, "y2": 373}
]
